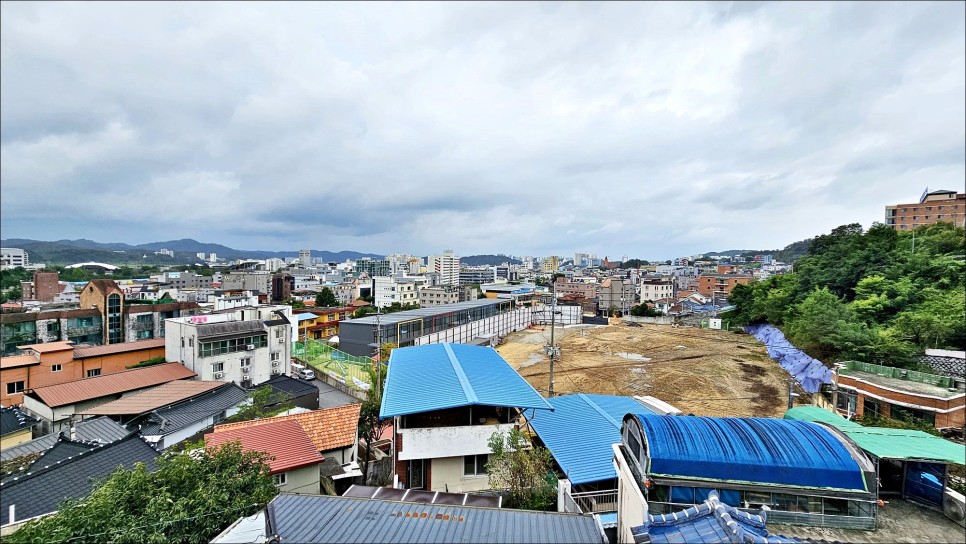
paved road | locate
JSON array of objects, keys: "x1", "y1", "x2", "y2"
[{"x1": 309, "y1": 378, "x2": 363, "y2": 409}]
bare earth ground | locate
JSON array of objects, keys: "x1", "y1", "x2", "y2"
[
  {"x1": 497, "y1": 322, "x2": 792, "y2": 417},
  {"x1": 497, "y1": 322, "x2": 966, "y2": 543}
]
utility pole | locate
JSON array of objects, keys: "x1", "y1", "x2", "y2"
[
  {"x1": 548, "y1": 283, "x2": 557, "y2": 397},
  {"x1": 787, "y1": 378, "x2": 799, "y2": 409}
]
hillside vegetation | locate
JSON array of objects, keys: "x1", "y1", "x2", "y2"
[{"x1": 729, "y1": 222, "x2": 965, "y2": 369}]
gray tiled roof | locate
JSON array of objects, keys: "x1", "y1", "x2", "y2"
[
  {"x1": 265, "y1": 493, "x2": 606, "y2": 544},
  {"x1": 136, "y1": 383, "x2": 248, "y2": 436},
  {"x1": 1, "y1": 417, "x2": 128, "y2": 461},
  {"x1": 0, "y1": 406, "x2": 40, "y2": 437},
  {"x1": 257, "y1": 374, "x2": 318, "y2": 399},
  {"x1": 1, "y1": 433, "x2": 160, "y2": 526}
]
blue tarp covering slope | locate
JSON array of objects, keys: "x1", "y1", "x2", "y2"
[
  {"x1": 634, "y1": 414, "x2": 867, "y2": 491},
  {"x1": 744, "y1": 324, "x2": 832, "y2": 393}
]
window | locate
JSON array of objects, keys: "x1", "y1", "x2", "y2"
[
  {"x1": 890, "y1": 404, "x2": 936, "y2": 425},
  {"x1": 6, "y1": 381, "x2": 25, "y2": 395},
  {"x1": 51, "y1": 364, "x2": 62, "y2": 372},
  {"x1": 87, "y1": 368, "x2": 101, "y2": 378},
  {"x1": 47, "y1": 322, "x2": 60, "y2": 333},
  {"x1": 240, "y1": 357, "x2": 252, "y2": 368},
  {"x1": 271, "y1": 352, "x2": 280, "y2": 362},
  {"x1": 463, "y1": 454, "x2": 488, "y2": 476},
  {"x1": 212, "y1": 362, "x2": 225, "y2": 373},
  {"x1": 273, "y1": 473, "x2": 287, "y2": 486}
]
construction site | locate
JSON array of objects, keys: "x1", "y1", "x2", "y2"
[{"x1": 496, "y1": 320, "x2": 797, "y2": 418}]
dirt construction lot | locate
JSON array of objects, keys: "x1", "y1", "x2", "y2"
[{"x1": 496, "y1": 321, "x2": 794, "y2": 418}]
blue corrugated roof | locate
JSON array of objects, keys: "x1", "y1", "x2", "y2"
[
  {"x1": 380, "y1": 344, "x2": 552, "y2": 418},
  {"x1": 634, "y1": 414, "x2": 867, "y2": 491},
  {"x1": 295, "y1": 312, "x2": 318, "y2": 322},
  {"x1": 529, "y1": 395, "x2": 654, "y2": 485}
]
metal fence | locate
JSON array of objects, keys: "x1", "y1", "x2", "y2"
[
  {"x1": 294, "y1": 338, "x2": 375, "y2": 391},
  {"x1": 568, "y1": 490, "x2": 619, "y2": 514}
]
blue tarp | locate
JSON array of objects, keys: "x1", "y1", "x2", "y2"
[
  {"x1": 744, "y1": 324, "x2": 832, "y2": 393},
  {"x1": 634, "y1": 413, "x2": 867, "y2": 491}
]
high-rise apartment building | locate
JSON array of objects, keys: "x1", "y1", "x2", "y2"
[
  {"x1": 885, "y1": 189, "x2": 965, "y2": 230},
  {"x1": 428, "y1": 250, "x2": 460, "y2": 286},
  {"x1": 298, "y1": 249, "x2": 312, "y2": 266}
]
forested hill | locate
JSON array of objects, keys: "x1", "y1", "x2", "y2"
[
  {"x1": 728, "y1": 222, "x2": 965, "y2": 369},
  {"x1": 460, "y1": 254, "x2": 522, "y2": 266}
]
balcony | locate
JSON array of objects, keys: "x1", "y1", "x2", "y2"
[
  {"x1": 398, "y1": 423, "x2": 516, "y2": 461},
  {"x1": 66, "y1": 325, "x2": 101, "y2": 337},
  {"x1": 130, "y1": 321, "x2": 155, "y2": 331},
  {"x1": 567, "y1": 489, "x2": 619, "y2": 514}
]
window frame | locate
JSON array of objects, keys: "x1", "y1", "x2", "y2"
[
  {"x1": 51, "y1": 364, "x2": 63, "y2": 372},
  {"x1": 86, "y1": 368, "x2": 102, "y2": 378},
  {"x1": 273, "y1": 472, "x2": 287, "y2": 486},
  {"x1": 212, "y1": 362, "x2": 225, "y2": 373},
  {"x1": 463, "y1": 453, "x2": 489, "y2": 477},
  {"x1": 6, "y1": 381, "x2": 25, "y2": 394}
]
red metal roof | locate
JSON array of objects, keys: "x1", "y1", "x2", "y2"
[
  {"x1": 30, "y1": 362, "x2": 196, "y2": 408},
  {"x1": 205, "y1": 419, "x2": 324, "y2": 474}
]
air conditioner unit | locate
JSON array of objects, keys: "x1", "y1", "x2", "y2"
[
  {"x1": 213, "y1": 372, "x2": 224, "y2": 379},
  {"x1": 271, "y1": 369, "x2": 281, "y2": 375},
  {"x1": 246, "y1": 344, "x2": 255, "y2": 351},
  {"x1": 242, "y1": 367, "x2": 250, "y2": 374},
  {"x1": 271, "y1": 361, "x2": 280, "y2": 367}
]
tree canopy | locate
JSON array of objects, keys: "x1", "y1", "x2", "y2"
[
  {"x1": 315, "y1": 287, "x2": 337, "y2": 307},
  {"x1": 485, "y1": 427, "x2": 557, "y2": 510},
  {"x1": 7, "y1": 441, "x2": 277, "y2": 544},
  {"x1": 729, "y1": 221, "x2": 965, "y2": 368}
]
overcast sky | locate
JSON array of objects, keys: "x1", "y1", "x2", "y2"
[{"x1": 1, "y1": 2, "x2": 963, "y2": 260}]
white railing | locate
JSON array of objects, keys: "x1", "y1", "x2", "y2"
[{"x1": 569, "y1": 489, "x2": 619, "y2": 513}]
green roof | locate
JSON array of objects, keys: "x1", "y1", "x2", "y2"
[{"x1": 784, "y1": 407, "x2": 965, "y2": 465}]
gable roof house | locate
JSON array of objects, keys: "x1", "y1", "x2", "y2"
[
  {"x1": 21, "y1": 362, "x2": 196, "y2": 434},
  {"x1": 205, "y1": 419, "x2": 325, "y2": 496},
  {"x1": 0, "y1": 416, "x2": 128, "y2": 462},
  {"x1": 0, "y1": 432, "x2": 160, "y2": 535},
  {"x1": 380, "y1": 343, "x2": 552, "y2": 493},
  {"x1": 0, "y1": 406, "x2": 40, "y2": 451}
]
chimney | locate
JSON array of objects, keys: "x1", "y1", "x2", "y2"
[{"x1": 70, "y1": 424, "x2": 77, "y2": 441}]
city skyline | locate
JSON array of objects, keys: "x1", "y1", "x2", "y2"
[{"x1": 2, "y1": 2, "x2": 963, "y2": 258}]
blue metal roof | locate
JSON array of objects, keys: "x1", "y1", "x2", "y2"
[
  {"x1": 633, "y1": 414, "x2": 868, "y2": 491},
  {"x1": 295, "y1": 312, "x2": 319, "y2": 322},
  {"x1": 529, "y1": 394, "x2": 654, "y2": 485},
  {"x1": 266, "y1": 493, "x2": 607, "y2": 544},
  {"x1": 380, "y1": 344, "x2": 552, "y2": 418}
]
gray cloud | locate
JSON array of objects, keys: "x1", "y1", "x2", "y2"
[{"x1": 1, "y1": 1, "x2": 963, "y2": 260}]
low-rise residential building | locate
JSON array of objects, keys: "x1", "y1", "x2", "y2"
[
  {"x1": 0, "y1": 406, "x2": 40, "y2": 451},
  {"x1": 205, "y1": 418, "x2": 325, "y2": 495},
  {"x1": 0, "y1": 416, "x2": 127, "y2": 462},
  {"x1": 598, "y1": 278, "x2": 635, "y2": 316},
  {"x1": 417, "y1": 285, "x2": 476, "y2": 307},
  {"x1": 638, "y1": 278, "x2": 674, "y2": 303},
  {"x1": 164, "y1": 305, "x2": 293, "y2": 388},
  {"x1": 293, "y1": 307, "x2": 352, "y2": 341},
  {"x1": 0, "y1": 339, "x2": 168, "y2": 406},
  {"x1": 832, "y1": 361, "x2": 965, "y2": 430},
  {"x1": 885, "y1": 189, "x2": 966, "y2": 230},
  {"x1": 373, "y1": 274, "x2": 424, "y2": 308},
  {"x1": 459, "y1": 266, "x2": 497, "y2": 286},
  {"x1": 380, "y1": 343, "x2": 552, "y2": 493},
  {"x1": 695, "y1": 273, "x2": 753, "y2": 301},
  {"x1": 21, "y1": 362, "x2": 196, "y2": 433}
]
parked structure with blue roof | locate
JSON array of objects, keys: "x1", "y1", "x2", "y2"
[
  {"x1": 381, "y1": 343, "x2": 552, "y2": 493},
  {"x1": 618, "y1": 413, "x2": 879, "y2": 530}
]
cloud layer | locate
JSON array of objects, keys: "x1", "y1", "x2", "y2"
[{"x1": 2, "y1": 2, "x2": 963, "y2": 259}]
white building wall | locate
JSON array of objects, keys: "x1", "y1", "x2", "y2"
[
  {"x1": 430, "y1": 456, "x2": 491, "y2": 493},
  {"x1": 613, "y1": 444, "x2": 648, "y2": 544}
]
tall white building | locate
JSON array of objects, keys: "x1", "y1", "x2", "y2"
[
  {"x1": 165, "y1": 304, "x2": 293, "y2": 388},
  {"x1": 428, "y1": 250, "x2": 460, "y2": 286},
  {"x1": 298, "y1": 249, "x2": 312, "y2": 266},
  {"x1": 0, "y1": 248, "x2": 28, "y2": 268}
]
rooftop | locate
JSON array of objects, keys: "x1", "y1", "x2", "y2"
[
  {"x1": 78, "y1": 380, "x2": 228, "y2": 416},
  {"x1": 842, "y1": 369, "x2": 963, "y2": 399},
  {"x1": 262, "y1": 493, "x2": 606, "y2": 544},
  {"x1": 72, "y1": 338, "x2": 166, "y2": 359},
  {"x1": 347, "y1": 298, "x2": 507, "y2": 326},
  {"x1": 0, "y1": 417, "x2": 128, "y2": 461},
  {"x1": 213, "y1": 403, "x2": 361, "y2": 452},
  {"x1": 30, "y1": 362, "x2": 196, "y2": 408},
  {"x1": 380, "y1": 343, "x2": 553, "y2": 418},
  {"x1": 136, "y1": 383, "x2": 248, "y2": 437},
  {"x1": 16, "y1": 341, "x2": 75, "y2": 354},
  {"x1": 0, "y1": 353, "x2": 40, "y2": 369},
  {"x1": 528, "y1": 394, "x2": 654, "y2": 485},
  {"x1": 0, "y1": 406, "x2": 40, "y2": 437},
  {"x1": 205, "y1": 419, "x2": 324, "y2": 474},
  {"x1": 630, "y1": 413, "x2": 871, "y2": 492}
]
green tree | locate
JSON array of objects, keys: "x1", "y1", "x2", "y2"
[
  {"x1": 630, "y1": 303, "x2": 661, "y2": 317},
  {"x1": 7, "y1": 441, "x2": 277, "y2": 544},
  {"x1": 358, "y1": 364, "x2": 390, "y2": 486},
  {"x1": 485, "y1": 427, "x2": 557, "y2": 510},
  {"x1": 785, "y1": 288, "x2": 872, "y2": 361},
  {"x1": 315, "y1": 287, "x2": 337, "y2": 307}
]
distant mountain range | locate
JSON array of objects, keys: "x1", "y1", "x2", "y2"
[{"x1": 0, "y1": 238, "x2": 383, "y2": 266}]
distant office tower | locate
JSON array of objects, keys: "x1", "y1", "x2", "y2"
[
  {"x1": 298, "y1": 249, "x2": 312, "y2": 266},
  {"x1": 885, "y1": 189, "x2": 965, "y2": 230},
  {"x1": 428, "y1": 250, "x2": 460, "y2": 286}
]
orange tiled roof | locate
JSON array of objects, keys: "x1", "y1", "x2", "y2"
[
  {"x1": 205, "y1": 419, "x2": 323, "y2": 474},
  {"x1": 212, "y1": 404, "x2": 360, "y2": 452},
  {"x1": 0, "y1": 353, "x2": 40, "y2": 369}
]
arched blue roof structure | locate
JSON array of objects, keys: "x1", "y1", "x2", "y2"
[{"x1": 628, "y1": 414, "x2": 868, "y2": 491}]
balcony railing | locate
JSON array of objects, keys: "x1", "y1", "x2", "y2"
[
  {"x1": 66, "y1": 326, "x2": 101, "y2": 336},
  {"x1": 569, "y1": 490, "x2": 619, "y2": 513},
  {"x1": 130, "y1": 321, "x2": 155, "y2": 331}
]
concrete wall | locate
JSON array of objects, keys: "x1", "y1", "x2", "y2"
[
  {"x1": 430, "y1": 455, "x2": 490, "y2": 493},
  {"x1": 278, "y1": 463, "x2": 321, "y2": 495},
  {"x1": 0, "y1": 428, "x2": 32, "y2": 451}
]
